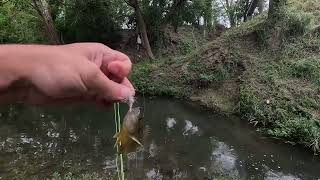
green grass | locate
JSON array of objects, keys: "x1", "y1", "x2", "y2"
[
  {"x1": 130, "y1": 60, "x2": 192, "y2": 98},
  {"x1": 239, "y1": 43, "x2": 320, "y2": 152},
  {"x1": 288, "y1": 58, "x2": 320, "y2": 85}
]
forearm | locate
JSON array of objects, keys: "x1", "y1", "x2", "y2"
[{"x1": 0, "y1": 45, "x2": 55, "y2": 103}]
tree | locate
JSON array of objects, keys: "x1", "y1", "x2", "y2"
[
  {"x1": 245, "y1": 0, "x2": 259, "y2": 20},
  {"x1": 203, "y1": 0, "x2": 214, "y2": 31},
  {"x1": 162, "y1": 0, "x2": 187, "y2": 29},
  {"x1": 225, "y1": 0, "x2": 237, "y2": 26},
  {"x1": 126, "y1": 0, "x2": 155, "y2": 59},
  {"x1": 221, "y1": 0, "x2": 247, "y2": 27},
  {"x1": 32, "y1": 0, "x2": 61, "y2": 44},
  {"x1": 267, "y1": 0, "x2": 289, "y2": 50},
  {"x1": 56, "y1": 0, "x2": 123, "y2": 48},
  {"x1": 0, "y1": 0, "x2": 45, "y2": 43},
  {"x1": 257, "y1": 0, "x2": 264, "y2": 14},
  {"x1": 268, "y1": 0, "x2": 288, "y2": 20}
]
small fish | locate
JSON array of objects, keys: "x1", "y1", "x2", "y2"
[{"x1": 114, "y1": 107, "x2": 143, "y2": 154}]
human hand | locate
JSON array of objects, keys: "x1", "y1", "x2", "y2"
[{"x1": 0, "y1": 43, "x2": 135, "y2": 105}]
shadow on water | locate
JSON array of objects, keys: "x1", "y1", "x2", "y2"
[{"x1": 0, "y1": 97, "x2": 319, "y2": 179}]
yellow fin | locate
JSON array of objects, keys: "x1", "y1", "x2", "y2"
[
  {"x1": 114, "y1": 137, "x2": 119, "y2": 148},
  {"x1": 113, "y1": 132, "x2": 121, "y2": 148},
  {"x1": 129, "y1": 135, "x2": 143, "y2": 147},
  {"x1": 113, "y1": 132, "x2": 120, "y2": 138}
]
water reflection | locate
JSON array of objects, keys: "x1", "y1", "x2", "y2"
[
  {"x1": 0, "y1": 98, "x2": 319, "y2": 179},
  {"x1": 265, "y1": 170, "x2": 301, "y2": 180},
  {"x1": 210, "y1": 138, "x2": 240, "y2": 179},
  {"x1": 182, "y1": 120, "x2": 199, "y2": 136},
  {"x1": 166, "y1": 117, "x2": 176, "y2": 130},
  {"x1": 146, "y1": 168, "x2": 163, "y2": 180},
  {"x1": 148, "y1": 140, "x2": 158, "y2": 158}
]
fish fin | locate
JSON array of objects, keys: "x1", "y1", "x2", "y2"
[
  {"x1": 114, "y1": 132, "x2": 121, "y2": 148},
  {"x1": 113, "y1": 132, "x2": 120, "y2": 138},
  {"x1": 114, "y1": 137, "x2": 119, "y2": 148},
  {"x1": 129, "y1": 135, "x2": 143, "y2": 147}
]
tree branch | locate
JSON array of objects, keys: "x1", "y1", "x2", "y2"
[
  {"x1": 162, "y1": 0, "x2": 187, "y2": 25},
  {"x1": 246, "y1": 0, "x2": 259, "y2": 17}
]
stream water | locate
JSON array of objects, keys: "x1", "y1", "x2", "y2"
[{"x1": 0, "y1": 97, "x2": 319, "y2": 179}]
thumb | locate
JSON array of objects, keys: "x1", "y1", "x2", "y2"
[{"x1": 88, "y1": 71, "x2": 134, "y2": 102}]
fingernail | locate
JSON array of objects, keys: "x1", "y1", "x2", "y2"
[{"x1": 120, "y1": 87, "x2": 132, "y2": 99}]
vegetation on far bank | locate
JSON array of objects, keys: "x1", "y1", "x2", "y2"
[{"x1": 131, "y1": 0, "x2": 320, "y2": 153}]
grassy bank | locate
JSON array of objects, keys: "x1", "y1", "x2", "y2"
[{"x1": 130, "y1": 0, "x2": 320, "y2": 153}]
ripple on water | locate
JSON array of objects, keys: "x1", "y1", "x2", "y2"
[
  {"x1": 182, "y1": 120, "x2": 200, "y2": 136},
  {"x1": 210, "y1": 138, "x2": 240, "y2": 179},
  {"x1": 146, "y1": 168, "x2": 163, "y2": 180},
  {"x1": 265, "y1": 170, "x2": 301, "y2": 180},
  {"x1": 166, "y1": 117, "x2": 176, "y2": 130}
]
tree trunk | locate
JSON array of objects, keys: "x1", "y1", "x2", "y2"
[
  {"x1": 243, "y1": 0, "x2": 250, "y2": 22},
  {"x1": 246, "y1": 0, "x2": 259, "y2": 20},
  {"x1": 268, "y1": 0, "x2": 286, "y2": 19},
  {"x1": 257, "y1": 0, "x2": 264, "y2": 14},
  {"x1": 267, "y1": 0, "x2": 288, "y2": 50},
  {"x1": 225, "y1": 0, "x2": 236, "y2": 27},
  {"x1": 162, "y1": 0, "x2": 187, "y2": 26},
  {"x1": 32, "y1": 0, "x2": 61, "y2": 44},
  {"x1": 228, "y1": 10, "x2": 236, "y2": 27},
  {"x1": 127, "y1": 0, "x2": 155, "y2": 59}
]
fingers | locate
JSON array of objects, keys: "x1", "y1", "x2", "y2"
[
  {"x1": 64, "y1": 43, "x2": 135, "y2": 104},
  {"x1": 89, "y1": 71, "x2": 135, "y2": 102},
  {"x1": 100, "y1": 48, "x2": 132, "y2": 81},
  {"x1": 107, "y1": 60, "x2": 132, "y2": 80},
  {"x1": 121, "y1": 78, "x2": 135, "y2": 95}
]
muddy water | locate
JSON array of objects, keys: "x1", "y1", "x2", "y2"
[{"x1": 0, "y1": 97, "x2": 319, "y2": 179}]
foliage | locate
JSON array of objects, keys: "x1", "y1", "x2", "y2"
[
  {"x1": 55, "y1": 0, "x2": 125, "y2": 47},
  {"x1": 130, "y1": 60, "x2": 188, "y2": 97},
  {"x1": 0, "y1": 0, "x2": 223, "y2": 48},
  {"x1": 0, "y1": 1, "x2": 45, "y2": 43}
]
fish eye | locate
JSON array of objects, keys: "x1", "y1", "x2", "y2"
[{"x1": 134, "y1": 107, "x2": 141, "y2": 114}]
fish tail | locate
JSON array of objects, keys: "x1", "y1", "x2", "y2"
[
  {"x1": 113, "y1": 132, "x2": 120, "y2": 138},
  {"x1": 129, "y1": 135, "x2": 143, "y2": 147}
]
